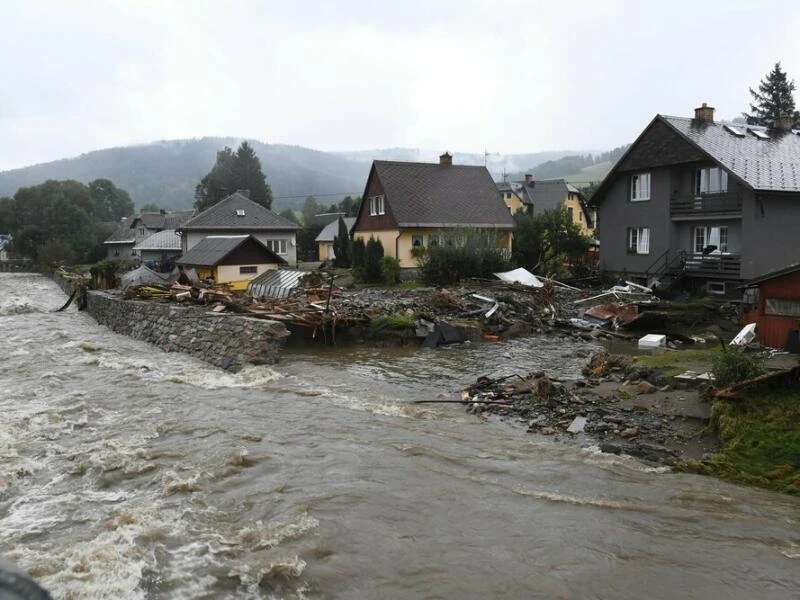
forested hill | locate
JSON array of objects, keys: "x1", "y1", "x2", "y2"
[
  {"x1": 0, "y1": 140, "x2": 608, "y2": 212},
  {"x1": 0, "y1": 138, "x2": 369, "y2": 213},
  {"x1": 523, "y1": 145, "x2": 630, "y2": 181}
]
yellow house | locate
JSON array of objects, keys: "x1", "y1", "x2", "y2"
[
  {"x1": 352, "y1": 154, "x2": 515, "y2": 268},
  {"x1": 315, "y1": 217, "x2": 356, "y2": 262},
  {"x1": 176, "y1": 235, "x2": 287, "y2": 290},
  {"x1": 497, "y1": 182, "x2": 528, "y2": 215},
  {"x1": 516, "y1": 177, "x2": 596, "y2": 237}
]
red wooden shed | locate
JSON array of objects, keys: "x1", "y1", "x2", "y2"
[{"x1": 741, "y1": 263, "x2": 800, "y2": 351}]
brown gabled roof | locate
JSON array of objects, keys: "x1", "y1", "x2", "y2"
[
  {"x1": 357, "y1": 160, "x2": 514, "y2": 229},
  {"x1": 176, "y1": 235, "x2": 286, "y2": 267}
]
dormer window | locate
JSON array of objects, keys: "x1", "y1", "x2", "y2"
[
  {"x1": 369, "y1": 195, "x2": 385, "y2": 216},
  {"x1": 696, "y1": 167, "x2": 728, "y2": 196},
  {"x1": 630, "y1": 173, "x2": 651, "y2": 201},
  {"x1": 236, "y1": 209, "x2": 246, "y2": 217}
]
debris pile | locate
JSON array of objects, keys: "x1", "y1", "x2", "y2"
[
  {"x1": 117, "y1": 273, "x2": 595, "y2": 344},
  {"x1": 450, "y1": 350, "x2": 715, "y2": 465}
]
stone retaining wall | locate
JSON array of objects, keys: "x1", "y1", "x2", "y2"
[{"x1": 86, "y1": 291, "x2": 289, "y2": 371}]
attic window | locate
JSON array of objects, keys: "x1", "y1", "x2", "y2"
[
  {"x1": 747, "y1": 128, "x2": 769, "y2": 140},
  {"x1": 236, "y1": 209, "x2": 246, "y2": 216},
  {"x1": 723, "y1": 125, "x2": 745, "y2": 137}
]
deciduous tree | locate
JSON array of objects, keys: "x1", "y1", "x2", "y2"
[
  {"x1": 89, "y1": 178, "x2": 134, "y2": 221},
  {"x1": 513, "y1": 208, "x2": 591, "y2": 276}
]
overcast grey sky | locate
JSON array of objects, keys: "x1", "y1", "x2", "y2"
[{"x1": 1, "y1": 0, "x2": 798, "y2": 170}]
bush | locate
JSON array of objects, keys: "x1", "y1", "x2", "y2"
[
  {"x1": 418, "y1": 230, "x2": 510, "y2": 286},
  {"x1": 351, "y1": 237, "x2": 366, "y2": 279},
  {"x1": 381, "y1": 256, "x2": 401, "y2": 284},
  {"x1": 363, "y1": 237, "x2": 384, "y2": 283},
  {"x1": 712, "y1": 346, "x2": 765, "y2": 388}
]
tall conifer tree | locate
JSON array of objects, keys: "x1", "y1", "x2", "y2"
[
  {"x1": 194, "y1": 142, "x2": 273, "y2": 211},
  {"x1": 743, "y1": 62, "x2": 800, "y2": 128}
]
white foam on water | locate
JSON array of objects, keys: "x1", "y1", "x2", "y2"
[
  {"x1": 580, "y1": 444, "x2": 672, "y2": 474},
  {"x1": 781, "y1": 544, "x2": 800, "y2": 559},
  {"x1": 0, "y1": 294, "x2": 37, "y2": 316},
  {"x1": 78, "y1": 348, "x2": 284, "y2": 390}
]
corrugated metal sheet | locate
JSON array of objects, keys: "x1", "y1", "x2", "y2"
[{"x1": 247, "y1": 269, "x2": 310, "y2": 299}]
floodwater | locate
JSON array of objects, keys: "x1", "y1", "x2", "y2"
[{"x1": 1, "y1": 273, "x2": 798, "y2": 599}]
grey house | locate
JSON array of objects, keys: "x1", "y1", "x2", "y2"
[
  {"x1": 592, "y1": 104, "x2": 800, "y2": 297},
  {"x1": 178, "y1": 191, "x2": 301, "y2": 267},
  {"x1": 103, "y1": 209, "x2": 195, "y2": 261}
]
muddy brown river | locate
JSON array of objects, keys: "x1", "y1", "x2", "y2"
[{"x1": 1, "y1": 273, "x2": 798, "y2": 599}]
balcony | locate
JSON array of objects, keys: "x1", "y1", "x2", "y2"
[
  {"x1": 670, "y1": 190, "x2": 742, "y2": 218},
  {"x1": 683, "y1": 253, "x2": 741, "y2": 277}
]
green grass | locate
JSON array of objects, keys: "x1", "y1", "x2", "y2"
[
  {"x1": 633, "y1": 348, "x2": 720, "y2": 377},
  {"x1": 369, "y1": 313, "x2": 414, "y2": 332},
  {"x1": 676, "y1": 386, "x2": 800, "y2": 495}
]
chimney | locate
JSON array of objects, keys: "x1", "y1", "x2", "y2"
[
  {"x1": 524, "y1": 174, "x2": 532, "y2": 185},
  {"x1": 439, "y1": 152, "x2": 452, "y2": 166},
  {"x1": 237, "y1": 189, "x2": 251, "y2": 198},
  {"x1": 774, "y1": 114, "x2": 794, "y2": 132},
  {"x1": 694, "y1": 103, "x2": 715, "y2": 123}
]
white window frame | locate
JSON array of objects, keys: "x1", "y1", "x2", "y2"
[
  {"x1": 630, "y1": 173, "x2": 651, "y2": 202},
  {"x1": 765, "y1": 298, "x2": 800, "y2": 317},
  {"x1": 692, "y1": 226, "x2": 728, "y2": 254},
  {"x1": 266, "y1": 239, "x2": 287, "y2": 255},
  {"x1": 626, "y1": 227, "x2": 650, "y2": 254},
  {"x1": 696, "y1": 167, "x2": 728, "y2": 196},
  {"x1": 369, "y1": 195, "x2": 385, "y2": 216},
  {"x1": 707, "y1": 281, "x2": 726, "y2": 295}
]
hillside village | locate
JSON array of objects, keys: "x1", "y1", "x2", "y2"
[{"x1": 2, "y1": 100, "x2": 800, "y2": 355}]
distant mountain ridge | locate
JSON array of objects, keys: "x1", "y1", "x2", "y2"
[{"x1": 0, "y1": 139, "x2": 609, "y2": 212}]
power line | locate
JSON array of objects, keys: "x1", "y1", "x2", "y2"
[{"x1": 272, "y1": 191, "x2": 362, "y2": 200}]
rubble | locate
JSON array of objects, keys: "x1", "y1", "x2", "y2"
[
  {"x1": 445, "y1": 349, "x2": 722, "y2": 467},
  {"x1": 119, "y1": 273, "x2": 601, "y2": 345}
]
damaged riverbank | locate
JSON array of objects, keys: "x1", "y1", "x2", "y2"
[
  {"x1": 51, "y1": 269, "x2": 797, "y2": 491},
  {"x1": 452, "y1": 345, "x2": 800, "y2": 494}
]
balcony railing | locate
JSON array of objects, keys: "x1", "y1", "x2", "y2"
[
  {"x1": 682, "y1": 253, "x2": 741, "y2": 277},
  {"x1": 670, "y1": 190, "x2": 742, "y2": 217}
]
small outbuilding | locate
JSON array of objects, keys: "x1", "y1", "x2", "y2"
[
  {"x1": 315, "y1": 217, "x2": 355, "y2": 262},
  {"x1": 176, "y1": 235, "x2": 287, "y2": 290},
  {"x1": 741, "y1": 263, "x2": 800, "y2": 352}
]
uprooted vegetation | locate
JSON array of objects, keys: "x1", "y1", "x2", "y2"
[{"x1": 677, "y1": 385, "x2": 800, "y2": 495}]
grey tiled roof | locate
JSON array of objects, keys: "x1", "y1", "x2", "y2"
[
  {"x1": 176, "y1": 235, "x2": 285, "y2": 267},
  {"x1": 518, "y1": 179, "x2": 570, "y2": 213},
  {"x1": 369, "y1": 161, "x2": 515, "y2": 228},
  {"x1": 133, "y1": 229, "x2": 181, "y2": 251},
  {"x1": 315, "y1": 217, "x2": 356, "y2": 243},
  {"x1": 133, "y1": 210, "x2": 195, "y2": 230},
  {"x1": 180, "y1": 192, "x2": 300, "y2": 231},
  {"x1": 661, "y1": 116, "x2": 800, "y2": 192},
  {"x1": 104, "y1": 217, "x2": 136, "y2": 244}
]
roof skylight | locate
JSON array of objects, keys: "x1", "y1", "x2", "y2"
[
  {"x1": 724, "y1": 124, "x2": 745, "y2": 137},
  {"x1": 236, "y1": 209, "x2": 246, "y2": 216},
  {"x1": 748, "y1": 128, "x2": 769, "y2": 140}
]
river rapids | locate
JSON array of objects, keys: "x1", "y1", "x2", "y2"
[{"x1": 1, "y1": 273, "x2": 798, "y2": 599}]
